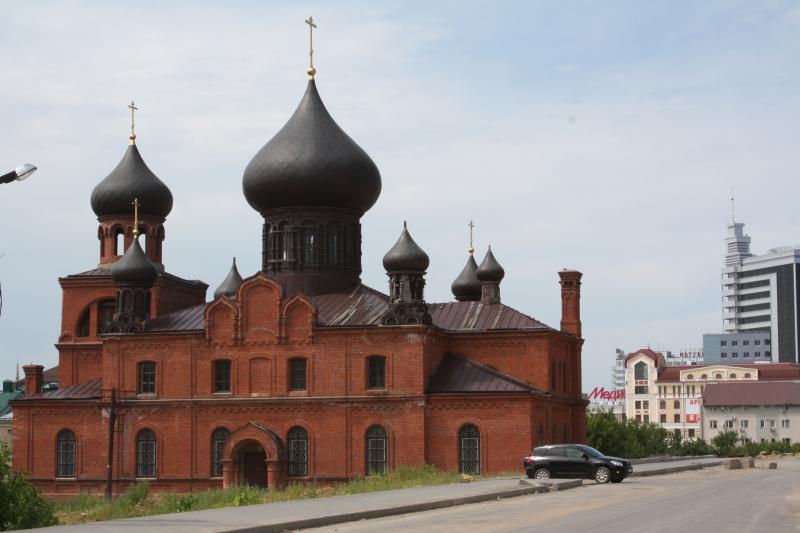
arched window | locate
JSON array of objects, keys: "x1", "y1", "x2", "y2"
[
  {"x1": 97, "y1": 299, "x2": 116, "y2": 334},
  {"x1": 287, "y1": 426, "x2": 309, "y2": 477},
  {"x1": 210, "y1": 427, "x2": 230, "y2": 478},
  {"x1": 701, "y1": 374, "x2": 708, "y2": 380},
  {"x1": 458, "y1": 425, "x2": 480, "y2": 474},
  {"x1": 365, "y1": 425, "x2": 387, "y2": 475},
  {"x1": 715, "y1": 373, "x2": 723, "y2": 380},
  {"x1": 687, "y1": 374, "x2": 694, "y2": 380},
  {"x1": 115, "y1": 228, "x2": 125, "y2": 255},
  {"x1": 289, "y1": 358, "x2": 307, "y2": 391},
  {"x1": 56, "y1": 430, "x2": 76, "y2": 478},
  {"x1": 327, "y1": 222, "x2": 340, "y2": 266},
  {"x1": 634, "y1": 361, "x2": 647, "y2": 380},
  {"x1": 730, "y1": 373, "x2": 737, "y2": 379},
  {"x1": 76, "y1": 308, "x2": 90, "y2": 338},
  {"x1": 136, "y1": 429, "x2": 157, "y2": 478},
  {"x1": 744, "y1": 373, "x2": 752, "y2": 379},
  {"x1": 301, "y1": 220, "x2": 315, "y2": 265}
]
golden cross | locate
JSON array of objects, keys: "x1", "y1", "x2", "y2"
[
  {"x1": 128, "y1": 101, "x2": 139, "y2": 144},
  {"x1": 305, "y1": 16, "x2": 317, "y2": 78},
  {"x1": 132, "y1": 198, "x2": 141, "y2": 237},
  {"x1": 468, "y1": 220, "x2": 475, "y2": 256}
]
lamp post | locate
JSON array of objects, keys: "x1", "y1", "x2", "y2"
[{"x1": 0, "y1": 163, "x2": 37, "y2": 185}]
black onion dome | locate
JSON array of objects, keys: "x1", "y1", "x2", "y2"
[
  {"x1": 242, "y1": 79, "x2": 382, "y2": 215},
  {"x1": 383, "y1": 222, "x2": 429, "y2": 272},
  {"x1": 91, "y1": 144, "x2": 173, "y2": 218},
  {"x1": 451, "y1": 254, "x2": 481, "y2": 300},
  {"x1": 214, "y1": 258, "x2": 243, "y2": 299},
  {"x1": 111, "y1": 237, "x2": 158, "y2": 285},
  {"x1": 476, "y1": 246, "x2": 505, "y2": 282}
]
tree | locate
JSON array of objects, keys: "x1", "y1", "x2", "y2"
[
  {"x1": 711, "y1": 431, "x2": 739, "y2": 457},
  {"x1": 0, "y1": 443, "x2": 57, "y2": 531}
]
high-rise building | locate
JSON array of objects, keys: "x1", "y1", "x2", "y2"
[{"x1": 720, "y1": 220, "x2": 799, "y2": 364}]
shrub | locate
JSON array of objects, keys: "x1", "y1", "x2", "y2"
[
  {"x1": 0, "y1": 443, "x2": 58, "y2": 531},
  {"x1": 711, "y1": 431, "x2": 739, "y2": 457}
]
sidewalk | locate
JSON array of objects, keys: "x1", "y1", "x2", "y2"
[{"x1": 37, "y1": 457, "x2": 726, "y2": 533}]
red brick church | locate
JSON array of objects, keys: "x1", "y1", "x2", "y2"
[{"x1": 12, "y1": 62, "x2": 586, "y2": 495}]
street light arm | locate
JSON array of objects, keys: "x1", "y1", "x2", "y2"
[{"x1": 0, "y1": 171, "x2": 16, "y2": 185}]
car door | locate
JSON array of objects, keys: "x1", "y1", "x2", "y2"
[
  {"x1": 563, "y1": 446, "x2": 592, "y2": 477},
  {"x1": 545, "y1": 447, "x2": 568, "y2": 476}
]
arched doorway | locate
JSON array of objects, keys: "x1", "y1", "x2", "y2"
[
  {"x1": 235, "y1": 440, "x2": 267, "y2": 488},
  {"x1": 221, "y1": 422, "x2": 287, "y2": 490}
]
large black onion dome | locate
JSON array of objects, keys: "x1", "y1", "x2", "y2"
[
  {"x1": 451, "y1": 254, "x2": 481, "y2": 300},
  {"x1": 243, "y1": 79, "x2": 382, "y2": 215},
  {"x1": 111, "y1": 237, "x2": 158, "y2": 286},
  {"x1": 91, "y1": 144, "x2": 173, "y2": 219},
  {"x1": 383, "y1": 222, "x2": 429, "y2": 272},
  {"x1": 214, "y1": 258, "x2": 243, "y2": 299},
  {"x1": 476, "y1": 246, "x2": 505, "y2": 282}
]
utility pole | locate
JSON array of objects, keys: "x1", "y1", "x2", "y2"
[{"x1": 105, "y1": 388, "x2": 117, "y2": 500}]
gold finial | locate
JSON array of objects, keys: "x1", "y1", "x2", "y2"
[
  {"x1": 305, "y1": 16, "x2": 318, "y2": 78},
  {"x1": 128, "y1": 101, "x2": 139, "y2": 144},
  {"x1": 468, "y1": 220, "x2": 475, "y2": 256},
  {"x1": 132, "y1": 198, "x2": 141, "y2": 237}
]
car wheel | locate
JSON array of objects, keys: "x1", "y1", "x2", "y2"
[
  {"x1": 594, "y1": 466, "x2": 611, "y2": 484},
  {"x1": 533, "y1": 468, "x2": 551, "y2": 480}
]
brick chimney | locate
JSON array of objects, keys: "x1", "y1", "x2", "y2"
[
  {"x1": 558, "y1": 269, "x2": 582, "y2": 337},
  {"x1": 23, "y1": 365, "x2": 44, "y2": 395}
]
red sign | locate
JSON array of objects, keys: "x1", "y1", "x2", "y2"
[{"x1": 588, "y1": 387, "x2": 625, "y2": 401}]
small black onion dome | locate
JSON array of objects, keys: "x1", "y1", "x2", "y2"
[
  {"x1": 91, "y1": 144, "x2": 173, "y2": 219},
  {"x1": 111, "y1": 236, "x2": 158, "y2": 286},
  {"x1": 214, "y1": 258, "x2": 243, "y2": 299},
  {"x1": 451, "y1": 254, "x2": 481, "y2": 300},
  {"x1": 243, "y1": 79, "x2": 382, "y2": 215},
  {"x1": 476, "y1": 246, "x2": 505, "y2": 282},
  {"x1": 383, "y1": 222, "x2": 430, "y2": 272}
]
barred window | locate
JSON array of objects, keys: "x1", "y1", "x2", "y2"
[
  {"x1": 211, "y1": 427, "x2": 230, "y2": 478},
  {"x1": 56, "y1": 430, "x2": 76, "y2": 478},
  {"x1": 138, "y1": 362, "x2": 156, "y2": 394},
  {"x1": 287, "y1": 426, "x2": 308, "y2": 477},
  {"x1": 458, "y1": 425, "x2": 480, "y2": 475},
  {"x1": 289, "y1": 358, "x2": 307, "y2": 391},
  {"x1": 214, "y1": 360, "x2": 231, "y2": 393},
  {"x1": 367, "y1": 356, "x2": 385, "y2": 390},
  {"x1": 136, "y1": 429, "x2": 157, "y2": 478},
  {"x1": 365, "y1": 425, "x2": 387, "y2": 475}
]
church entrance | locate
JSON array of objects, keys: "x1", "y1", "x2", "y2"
[{"x1": 237, "y1": 441, "x2": 267, "y2": 488}]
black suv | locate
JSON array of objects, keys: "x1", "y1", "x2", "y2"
[{"x1": 523, "y1": 444, "x2": 633, "y2": 483}]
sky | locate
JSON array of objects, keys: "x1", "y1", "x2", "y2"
[{"x1": 0, "y1": 1, "x2": 798, "y2": 391}]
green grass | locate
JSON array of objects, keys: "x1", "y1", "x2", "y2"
[{"x1": 53, "y1": 465, "x2": 472, "y2": 525}]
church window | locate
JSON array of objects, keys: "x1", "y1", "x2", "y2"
[
  {"x1": 365, "y1": 425, "x2": 387, "y2": 475},
  {"x1": 289, "y1": 358, "x2": 307, "y2": 391},
  {"x1": 458, "y1": 424, "x2": 480, "y2": 475},
  {"x1": 210, "y1": 427, "x2": 230, "y2": 478},
  {"x1": 302, "y1": 220, "x2": 315, "y2": 265},
  {"x1": 114, "y1": 228, "x2": 124, "y2": 255},
  {"x1": 56, "y1": 429, "x2": 76, "y2": 478},
  {"x1": 77, "y1": 308, "x2": 90, "y2": 338},
  {"x1": 214, "y1": 360, "x2": 231, "y2": 393},
  {"x1": 327, "y1": 222, "x2": 340, "y2": 266},
  {"x1": 97, "y1": 299, "x2": 116, "y2": 334},
  {"x1": 367, "y1": 356, "x2": 386, "y2": 390},
  {"x1": 287, "y1": 426, "x2": 308, "y2": 477},
  {"x1": 136, "y1": 429, "x2": 157, "y2": 478},
  {"x1": 138, "y1": 362, "x2": 156, "y2": 394}
]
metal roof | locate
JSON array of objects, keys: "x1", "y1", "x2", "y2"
[
  {"x1": 146, "y1": 303, "x2": 206, "y2": 332},
  {"x1": 703, "y1": 381, "x2": 800, "y2": 407},
  {"x1": 657, "y1": 363, "x2": 800, "y2": 382},
  {"x1": 19, "y1": 379, "x2": 102, "y2": 401},
  {"x1": 428, "y1": 352, "x2": 543, "y2": 394}
]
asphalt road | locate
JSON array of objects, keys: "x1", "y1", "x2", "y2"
[{"x1": 305, "y1": 458, "x2": 800, "y2": 533}]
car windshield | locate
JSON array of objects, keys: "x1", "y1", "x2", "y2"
[{"x1": 576, "y1": 445, "x2": 604, "y2": 458}]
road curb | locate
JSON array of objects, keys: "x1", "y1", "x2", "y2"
[
  {"x1": 223, "y1": 481, "x2": 579, "y2": 533},
  {"x1": 630, "y1": 460, "x2": 727, "y2": 477}
]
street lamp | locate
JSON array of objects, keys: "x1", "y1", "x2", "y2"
[{"x1": 0, "y1": 163, "x2": 37, "y2": 185}]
